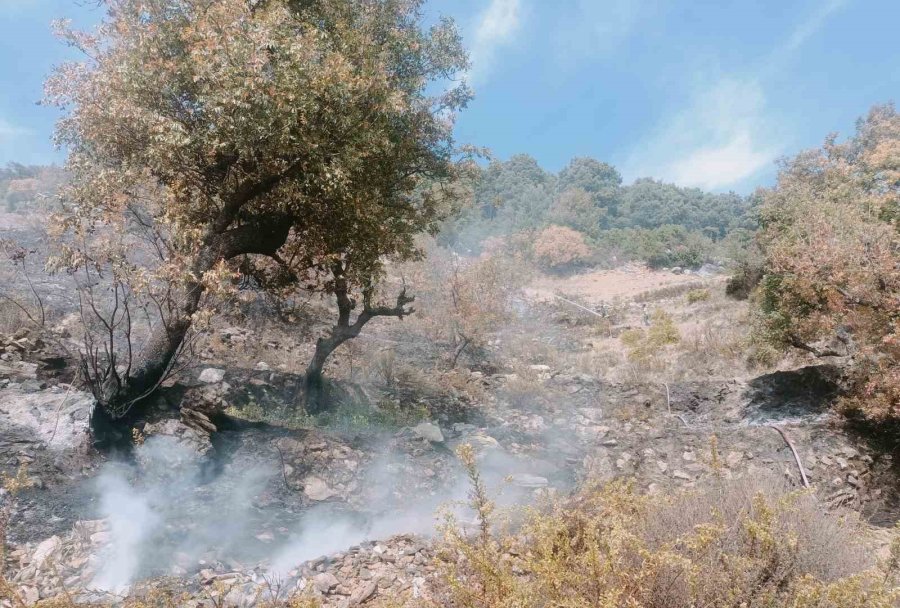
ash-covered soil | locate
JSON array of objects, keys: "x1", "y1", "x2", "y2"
[{"x1": 2, "y1": 290, "x2": 898, "y2": 606}]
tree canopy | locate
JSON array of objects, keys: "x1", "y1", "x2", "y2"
[
  {"x1": 45, "y1": 0, "x2": 471, "y2": 421},
  {"x1": 755, "y1": 104, "x2": 900, "y2": 421},
  {"x1": 441, "y1": 152, "x2": 750, "y2": 259}
]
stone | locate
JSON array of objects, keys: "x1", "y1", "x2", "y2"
[
  {"x1": 198, "y1": 368, "x2": 226, "y2": 383},
  {"x1": 31, "y1": 536, "x2": 61, "y2": 567},
  {"x1": 578, "y1": 407, "x2": 603, "y2": 422},
  {"x1": 508, "y1": 474, "x2": 549, "y2": 488},
  {"x1": 19, "y1": 586, "x2": 39, "y2": 605},
  {"x1": 412, "y1": 422, "x2": 444, "y2": 443},
  {"x1": 303, "y1": 476, "x2": 336, "y2": 501},
  {"x1": 672, "y1": 470, "x2": 692, "y2": 481},
  {"x1": 255, "y1": 362, "x2": 271, "y2": 372},
  {"x1": 348, "y1": 580, "x2": 377, "y2": 606},
  {"x1": 313, "y1": 572, "x2": 340, "y2": 594},
  {"x1": 142, "y1": 418, "x2": 213, "y2": 458}
]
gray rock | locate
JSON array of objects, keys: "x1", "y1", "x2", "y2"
[
  {"x1": 198, "y1": 368, "x2": 226, "y2": 383},
  {"x1": 313, "y1": 572, "x2": 339, "y2": 594},
  {"x1": 31, "y1": 536, "x2": 61, "y2": 567},
  {"x1": 508, "y1": 474, "x2": 549, "y2": 488},
  {"x1": 412, "y1": 422, "x2": 444, "y2": 443},
  {"x1": 303, "y1": 476, "x2": 336, "y2": 501},
  {"x1": 348, "y1": 580, "x2": 377, "y2": 605}
]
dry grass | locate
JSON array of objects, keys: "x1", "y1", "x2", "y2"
[
  {"x1": 633, "y1": 280, "x2": 708, "y2": 303},
  {"x1": 0, "y1": 300, "x2": 34, "y2": 336},
  {"x1": 437, "y1": 460, "x2": 900, "y2": 608}
]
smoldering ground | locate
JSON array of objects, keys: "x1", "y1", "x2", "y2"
[{"x1": 87, "y1": 431, "x2": 559, "y2": 591}]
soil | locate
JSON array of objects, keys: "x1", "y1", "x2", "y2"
[{"x1": 2, "y1": 268, "x2": 899, "y2": 606}]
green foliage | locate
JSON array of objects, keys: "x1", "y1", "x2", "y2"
[
  {"x1": 46, "y1": 0, "x2": 474, "y2": 417},
  {"x1": 599, "y1": 225, "x2": 715, "y2": 269},
  {"x1": 686, "y1": 288, "x2": 711, "y2": 304},
  {"x1": 617, "y1": 178, "x2": 748, "y2": 236},
  {"x1": 557, "y1": 157, "x2": 622, "y2": 227},
  {"x1": 754, "y1": 104, "x2": 900, "y2": 421},
  {"x1": 440, "y1": 155, "x2": 749, "y2": 264},
  {"x1": 620, "y1": 310, "x2": 680, "y2": 362},
  {"x1": 547, "y1": 188, "x2": 605, "y2": 238}
]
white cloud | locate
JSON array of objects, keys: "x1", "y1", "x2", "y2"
[
  {"x1": 662, "y1": 132, "x2": 776, "y2": 191},
  {"x1": 468, "y1": 0, "x2": 522, "y2": 83},
  {"x1": 554, "y1": 0, "x2": 646, "y2": 61},
  {"x1": 782, "y1": 0, "x2": 847, "y2": 54},
  {"x1": 623, "y1": 1, "x2": 849, "y2": 191},
  {"x1": 624, "y1": 78, "x2": 780, "y2": 191}
]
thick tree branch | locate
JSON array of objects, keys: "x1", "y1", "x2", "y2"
[{"x1": 788, "y1": 334, "x2": 847, "y2": 358}]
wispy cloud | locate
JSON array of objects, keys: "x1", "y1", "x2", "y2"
[
  {"x1": 625, "y1": 78, "x2": 780, "y2": 190},
  {"x1": 468, "y1": 0, "x2": 522, "y2": 83},
  {"x1": 553, "y1": 0, "x2": 647, "y2": 62},
  {"x1": 782, "y1": 0, "x2": 848, "y2": 54},
  {"x1": 624, "y1": 1, "x2": 848, "y2": 191}
]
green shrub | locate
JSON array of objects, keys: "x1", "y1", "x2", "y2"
[{"x1": 686, "y1": 288, "x2": 711, "y2": 304}]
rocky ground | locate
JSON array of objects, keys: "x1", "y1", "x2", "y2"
[{"x1": 2, "y1": 277, "x2": 899, "y2": 607}]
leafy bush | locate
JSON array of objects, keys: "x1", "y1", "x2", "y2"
[
  {"x1": 438, "y1": 461, "x2": 897, "y2": 608},
  {"x1": 597, "y1": 225, "x2": 714, "y2": 269},
  {"x1": 620, "y1": 310, "x2": 680, "y2": 363},
  {"x1": 405, "y1": 240, "x2": 528, "y2": 367},
  {"x1": 532, "y1": 225, "x2": 592, "y2": 271},
  {"x1": 754, "y1": 104, "x2": 900, "y2": 422},
  {"x1": 726, "y1": 260, "x2": 764, "y2": 300},
  {"x1": 686, "y1": 288, "x2": 711, "y2": 304}
]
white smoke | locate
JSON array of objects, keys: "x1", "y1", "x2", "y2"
[{"x1": 90, "y1": 431, "x2": 551, "y2": 589}]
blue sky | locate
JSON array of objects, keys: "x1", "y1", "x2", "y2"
[{"x1": 1, "y1": 0, "x2": 898, "y2": 193}]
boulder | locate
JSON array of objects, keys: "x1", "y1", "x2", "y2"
[
  {"x1": 198, "y1": 368, "x2": 226, "y2": 384},
  {"x1": 313, "y1": 572, "x2": 339, "y2": 594},
  {"x1": 412, "y1": 422, "x2": 444, "y2": 443},
  {"x1": 142, "y1": 418, "x2": 213, "y2": 459},
  {"x1": 303, "y1": 476, "x2": 336, "y2": 501},
  {"x1": 31, "y1": 535, "x2": 61, "y2": 567}
]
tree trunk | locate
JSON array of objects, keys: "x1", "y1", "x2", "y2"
[
  {"x1": 450, "y1": 335, "x2": 470, "y2": 369},
  {"x1": 89, "y1": 216, "x2": 292, "y2": 439},
  {"x1": 297, "y1": 264, "x2": 414, "y2": 414},
  {"x1": 303, "y1": 335, "x2": 342, "y2": 414}
]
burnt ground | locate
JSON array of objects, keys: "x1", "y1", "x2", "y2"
[{"x1": 3, "y1": 292, "x2": 900, "y2": 604}]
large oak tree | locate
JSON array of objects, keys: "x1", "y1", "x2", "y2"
[{"x1": 45, "y1": 0, "x2": 470, "y2": 425}]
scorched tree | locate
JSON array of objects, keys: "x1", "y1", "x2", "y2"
[{"x1": 45, "y1": 0, "x2": 471, "y2": 428}]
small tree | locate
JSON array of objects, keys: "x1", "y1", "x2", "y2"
[
  {"x1": 409, "y1": 242, "x2": 524, "y2": 368},
  {"x1": 532, "y1": 225, "x2": 591, "y2": 271},
  {"x1": 548, "y1": 188, "x2": 605, "y2": 238},
  {"x1": 45, "y1": 0, "x2": 471, "y2": 426}
]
